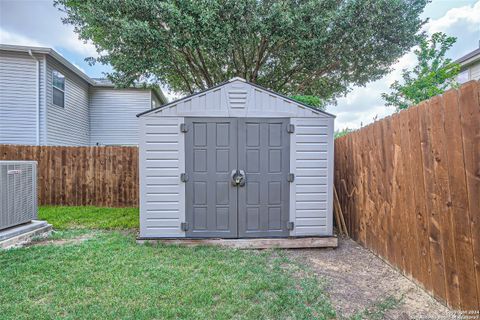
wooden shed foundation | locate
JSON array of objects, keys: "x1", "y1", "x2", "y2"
[{"x1": 137, "y1": 236, "x2": 338, "y2": 249}]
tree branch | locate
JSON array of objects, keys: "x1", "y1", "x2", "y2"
[
  {"x1": 178, "y1": 48, "x2": 207, "y2": 90},
  {"x1": 195, "y1": 47, "x2": 214, "y2": 87},
  {"x1": 240, "y1": 45, "x2": 248, "y2": 79},
  {"x1": 251, "y1": 37, "x2": 268, "y2": 82}
]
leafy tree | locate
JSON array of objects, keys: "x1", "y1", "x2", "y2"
[
  {"x1": 334, "y1": 128, "x2": 354, "y2": 139},
  {"x1": 55, "y1": 0, "x2": 428, "y2": 102},
  {"x1": 382, "y1": 32, "x2": 460, "y2": 110},
  {"x1": 290, "y1": 95, "x2": 324, "y2": 109}
]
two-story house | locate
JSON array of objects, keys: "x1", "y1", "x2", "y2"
[{"x1": 0, "y1": 44, "x2": 168, "y2": 146}]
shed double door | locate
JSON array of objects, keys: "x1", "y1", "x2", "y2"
[{"x1": 185, "y1": 118, "x2": 290, "y2": 238}]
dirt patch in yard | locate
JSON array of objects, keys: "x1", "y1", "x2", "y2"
[
  {"x1": 27, "y1": 233, "x2": 96, "y2": 247},
  {"x1": 286, "y1": 238, "x2": 451, "y2": 319}
]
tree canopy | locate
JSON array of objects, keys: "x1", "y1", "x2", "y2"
[
  {"x1": 290, "y1": 95, "x2": 325, "y2": 109},
  {"x1": 382, "y1": 32, "x2": 460, "y2": 110},
  {"x1": 55, "y1": 0, "x2": 428, "y2": 102}
]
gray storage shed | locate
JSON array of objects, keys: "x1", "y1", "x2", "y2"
[{"x1": 137, "y1": 77, "x2": 335, "y2": 239}]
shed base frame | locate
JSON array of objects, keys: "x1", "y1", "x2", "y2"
[{"x1": 136, "y1": 236, "x2": 337, "y2": 249}]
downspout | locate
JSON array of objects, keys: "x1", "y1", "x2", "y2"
[{"x1": 28, "y1": 50, "x2": 40, "y2": 145}]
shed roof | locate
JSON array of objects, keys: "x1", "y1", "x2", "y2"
[{"x1": 137, "y1": 77, "x2": 335, "y2": 118}]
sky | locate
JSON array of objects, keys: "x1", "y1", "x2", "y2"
[{"x1": 1, "y1": 0, "x2": 479, "y2": 129}]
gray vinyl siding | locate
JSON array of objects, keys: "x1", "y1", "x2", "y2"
[
  {"x1": 0, "y1": 50, "x2": 43, "y2": 145},
  {"x1": 140, "y1": 79, "x2": 335, "y2": 238},
  {"x1": 471, "y1": 62, "x2": 480, "y2": 80},
  {"x1": 146, "y1": 80, "x2": 329, "y2": 118},
  {"x1": 139, "y1": 116, "x2": 185, "y2": 238},
  {"x1": 89, "y1": 87, "x2": 152, "y2": 145},
  {"x1": 289, "y1": 118, "x2": 334, "y2": 236},
  {"x1": 45, "y1": 56, "x2": 90, "y2": 146}
]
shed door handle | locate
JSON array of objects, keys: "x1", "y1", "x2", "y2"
[
  {"x1": 230, "y1": 169, "x2": 246, "y2": 187},
  {"x1": 231, "y1": 169, "x2": 239, "y2": 186},
  {"x1": 237, "y1": 170, "x2": 246, "y2": 187}
]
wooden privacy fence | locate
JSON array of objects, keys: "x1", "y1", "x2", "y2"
[
  {"x1": 0, "y1": 145, "x2": 139, "y2": 207},
  {"x1": 334, "y1": 81, "x2": 480, "y2": 310}
]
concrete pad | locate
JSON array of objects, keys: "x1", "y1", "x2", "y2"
[{"x1": 0, "y1": 221, "x2": 52, "y2": 249}]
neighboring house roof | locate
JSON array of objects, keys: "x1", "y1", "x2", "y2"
[
  {"x1": 0, "y1": 43, "x2": 168, "y2": 104},
  {"x1": 455, "y1": 47, "x2": 480, "y2": 67},
  {"x1": 90, "y1": 78, "x2": 167, "y2": 105}
]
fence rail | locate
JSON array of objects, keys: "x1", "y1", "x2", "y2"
[
  {"x1": 334, "y1": 80, "x2": 480, "y2": 310},
  {"x1": 0, "y1": 145, "x2": 139, "y2": 207}
]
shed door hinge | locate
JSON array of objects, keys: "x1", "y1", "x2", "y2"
[
  {"x1": 287, "y1": 173, "x2": 295, "y2": 182},
  {"x1": 287, "y1": 124, "x2": 295, "y2": 134},
  {"x1": 181, "y1": 222, "x2": 189, "y2": 231},
  {"x1": 287, "y1": 221, "x2": 295, "y2": 230},
  {"x1": 180, "y1": 173, "x2": 188, "y2": 182},
  {"x1": 180, "y1": 123, "x2": 188, "y2": 133}
]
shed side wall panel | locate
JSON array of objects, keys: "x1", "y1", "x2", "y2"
[
  {"x1": 46, "y1": 56, "x2": 90, "y2": 146},
  {"x1": 139, "y1": 116, "x2": 186, "y2": 238},
  {"x1": 0, "y1": 50, "x2": 38, "y2": 145},
  {"x1": 290, "y1": 117, "x2": 333, "y2": 236},
  {"x1": 89, "y1": 87, "x2": 151, "y2": 145}
]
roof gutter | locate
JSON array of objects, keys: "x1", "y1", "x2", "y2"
[
  {"x1": 0, "y1": 44, "x2": 95, "y2": 85},
  {"x1": 28, "y1": 50, "x2": 40, "y2": 146},
  {"x1": 152, "y1": 87, "x2": 168, "y2": 105}
]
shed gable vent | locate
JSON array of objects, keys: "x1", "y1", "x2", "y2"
[{"x1": 227, "y1": 85, "x2": 248, "y2": 109}]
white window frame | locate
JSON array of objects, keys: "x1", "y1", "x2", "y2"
[
  {"x1": 52, "y1": 70, "x2": 65, "y2": 108},
  {"x1": 457, "y1": 69, "x2": 470, "y2": 84}
]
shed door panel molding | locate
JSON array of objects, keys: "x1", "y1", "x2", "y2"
[
  {"x1": 237, "y1": 118, "x2": 290, "y2": 238},
  {"x1": 185, "y1": 118, "x2": 238, "y2": 238},
  {"x1": 185, "y1": 118, "x2": 290, "y2": 238}
]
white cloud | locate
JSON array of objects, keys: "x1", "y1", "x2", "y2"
[
  {"x1": 0, "y1": 0, "x2": 98, "y2": 58},
  {"x1": 426, "y1": 1, "x2": 480, "y2": 35},
  {"x1": 0, "y1": 28, "x2": 47, "y2": 47},
  {"x1": 329, "y1": 0, "x2": 480, "y2": 130},
  {"x1": 63, "y1": 34, "x2": 99, "y2": 57}
]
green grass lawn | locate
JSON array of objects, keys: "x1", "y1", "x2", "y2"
[
  {"x1": 0, "y1": 231, "x2": 336, "y2": 320},
  {"x1": 39, "y1": 206, "x2": 139, "y2": 229},
  {"x1": 1, "y1": 206, "x2": 336, "y2": 319}
]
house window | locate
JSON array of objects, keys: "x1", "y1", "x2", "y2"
[
  {"x1": 457, "y1": 69, "x2": 470, "y2": 84},
  {"x1": 52, "y1": 70, "x2": 65, "y2": 107}
]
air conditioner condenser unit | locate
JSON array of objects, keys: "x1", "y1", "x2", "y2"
[{"x1": 0, "y1": 161, "x2": 38, "y2": 230}]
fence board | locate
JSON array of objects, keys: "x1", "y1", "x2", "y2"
[
  {"x1": 0, "y1": 145, "x2": 139, "y2": 207},
  {"x1": 399, "y1": 108, "x2": 418, "y2": 280},
  {"x1": 419, "y1": 98, "x2": 448, "y2": 302},
  {"x1": 407, "y1": 104, "x2": 433, "y2": 292},
  {"x1": 334, "y1": 81, "x2": 480, "y2": 310},
  {"x1": 431, "y1": 94, "x2": 461, "y2": 308},
  {"x1": 458, "y1": 82, "x2": 480, "y2": 309},
  {"x1": 443, "y1": 88, "x2": 479, "y2": 309}
]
